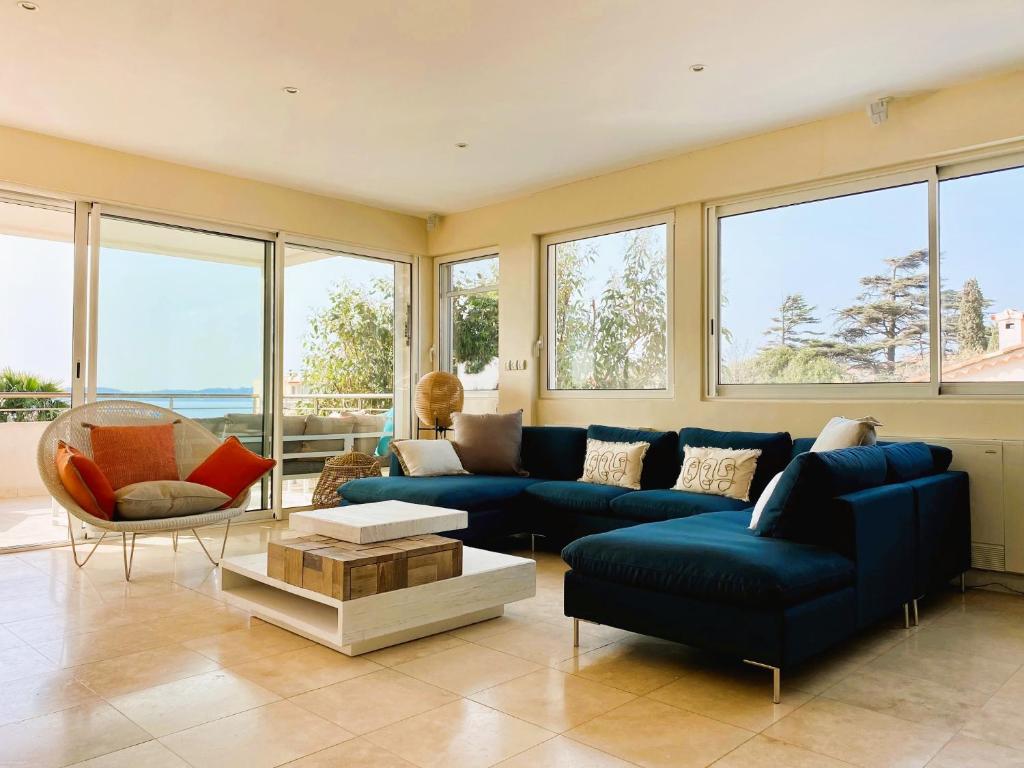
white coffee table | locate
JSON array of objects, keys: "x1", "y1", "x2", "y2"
[
  {"x1": 289, "y1": 500, "x2": 468, "y2": 544},
  {"x1": 219, "y1": 501, "x2": 535, "y2": 655}
]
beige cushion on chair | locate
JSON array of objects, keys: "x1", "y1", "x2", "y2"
[{"x1": 115, "y1": 480, "x2": 230, "y2": 520}]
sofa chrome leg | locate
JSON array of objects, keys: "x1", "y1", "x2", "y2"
[
  {"x1": 903, "y1": 603, "x2": 910, "y2": 629},
  {"x1": 743, "y1": 659, "x2": 781, "y2": 704},
  {"x1": 912, "y1": 598, "x2": 920, "y2": 627},
  {"x1": 531, "y1": 533, "x2": 537, "y2": 553},
  {"x1": 961, "y1": 572, "x2": 967, "y2": 594},
  {"x1": 572, "y1": 618, "x2": 579, "y2": 648}
]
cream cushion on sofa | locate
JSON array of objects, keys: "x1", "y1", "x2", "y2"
[
  {"x1": 115, "y1": 480, "x2": 230, "y2": 520},
  {"x1": 810, "y1": 416, "x2": 882, "y2": 452},
  {"x1": 351, "y1": 410, "x2": 387, "y2": 454},
  {"x1": 391, "y1": 440, "x2": 468, "y2": 477},
  {"x1": 302, "y1": 414, "x2": 356, "y2": 453}
]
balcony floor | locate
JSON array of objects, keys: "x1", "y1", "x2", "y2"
[{"x1": 0, "y1": 495, "x2": 69, "y2": 550}]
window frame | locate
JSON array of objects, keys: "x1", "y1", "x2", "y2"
[
  {"x1": 435, "y1": 248, "x2": 500, "y2": 393},
  {"x1": 540, "y1": 211, "x2": 675, "y2": 399},
  {"x1": 705, "y1": 150, "x2": 1024, "y2": 399}
]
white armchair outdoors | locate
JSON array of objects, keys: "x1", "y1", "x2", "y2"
[{"x1": 36, "y1": 399, "x2": 248, "y2": 580}]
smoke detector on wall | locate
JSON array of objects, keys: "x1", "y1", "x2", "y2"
[{"x1": 867, "y1": 97, "x2": 891, "y2": 126}]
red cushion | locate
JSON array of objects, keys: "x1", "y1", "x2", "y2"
[
  {"x1": 89, "y1": 423, "x2": 179, "y2": 490},
  {"x1": 186, "y1": 436, "x2": 276, "y2": 507},
  {"x1": 55, "y1": 441, "x2": 116, "y2": 520}
]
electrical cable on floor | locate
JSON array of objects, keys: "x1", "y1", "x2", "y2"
[{"x1": 965, "y1": 581, "x2": 1024, "y2": 597}]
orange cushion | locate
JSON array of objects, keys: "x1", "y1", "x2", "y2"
[
  {"x1": 89, "y1": 423, "x2": 179, "y2": 490},
  {"x1": 55, "y1": 441, "x2": 116, "y2": 521},
  {"x1": 186, "y1": 436, "x2": 276, "y2": 506}
]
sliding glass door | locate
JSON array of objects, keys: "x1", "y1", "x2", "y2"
[
  {"x1": 95, "y1": 215, "x2": 275, "y2": 511},
  {"x1": 281, "y1": 244, "x2": 412, "y2": 509},
  {"x1": 0, "y1": 195, "x2": 80, "y2": 548}
]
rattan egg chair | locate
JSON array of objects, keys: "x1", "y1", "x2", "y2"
[{"x1": 37, "y1": 399, "x2": 250, "y2": 580}]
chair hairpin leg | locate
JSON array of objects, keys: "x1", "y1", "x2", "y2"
[
  {"x1": 121, "y1": 532, "x2": 137, "y2": 581},
  {"x1": 192, "y1": 521, "x2": 233, "y2": 566},
  {"x1": 67, "y1": 518, "x2": 107, "y2": 568},
  {"x1": 172, "y1": 530, "x2": 179, "y2": 552},
  {"x1": 219, "y1": 519, "x2": 232, "y2": 560}
]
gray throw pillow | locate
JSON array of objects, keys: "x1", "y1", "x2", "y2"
[
  {"x1": 451, "y1": 411, "x2": 527, "y2": 476},
  {"x1": 115, "y1": 480, "x2": 230, "y2": 520}
]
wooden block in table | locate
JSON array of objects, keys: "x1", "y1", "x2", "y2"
[{"x1": 268, "y1": 535, "x2": 338, "y2": 585}]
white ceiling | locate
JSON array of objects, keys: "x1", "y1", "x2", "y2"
[{"x1": 2, "y1": 1, "x2": 1023, "y2": 216}]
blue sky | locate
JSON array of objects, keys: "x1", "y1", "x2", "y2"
[{"x1": 720, "y1": 167, "x2": 1024, "y2": 360}]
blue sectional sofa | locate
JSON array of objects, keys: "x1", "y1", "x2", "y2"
[{"x1": 340, "y1": 424, "x2": 970, "y2": 700}]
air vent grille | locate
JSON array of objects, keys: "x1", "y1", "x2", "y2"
[{"x1": 972, "y1": 543, "x2": 1006, "y2": 572}]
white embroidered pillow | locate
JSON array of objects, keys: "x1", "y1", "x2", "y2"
[
  {"x1": 579, "y1": 439, "x2": 649, "y2": 490},
  {"x1": 674, "y1": 445, "x2": 762, "y2": 502}
]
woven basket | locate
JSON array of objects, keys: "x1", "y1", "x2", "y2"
[{"x1": 311, "y1": 452, "x2": 382, "y2": 509}]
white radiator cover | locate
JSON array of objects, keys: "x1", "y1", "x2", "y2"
[{"x1": 889, "y1": 436, "x2": 1024, "y2": 574}]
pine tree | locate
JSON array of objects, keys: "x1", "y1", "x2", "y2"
[
  {"x1": 956, "y1": 278, "x2": 990, "y2": 356},
  {"x1": 835, "y1": 249, "x2": 929, "y2": 377},
  {"x1": 764, "y1": 293, "x2": 822, "y2": 348}
]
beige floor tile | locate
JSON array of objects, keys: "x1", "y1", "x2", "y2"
[
  {"x1": 35, "y1": 622, "x2": 173, "y2": 667},
  {"x1": 495, "y1": 735, "x2": 634, "y2": 767},
  {"x1": 363, "y1": 632, "x2": 468, "y2": 667},
  {"x1": 291, "y1": 668, "x2": 459, "y2": 734},
  {"x1": 393, "y1": 642, "x2": 540, "y2": 695},
  {"x1": 786, "y1": 655, "x2": 867, "y2": 696},
  {"x1": 471, "y1": 668, "x2": 634, "y2": 732},
  {"x1": 109, "y1": 668, "x2": 280, "y2": 737},
  {"x1": 229, "y1": 644, "x2": 379, "y2": 697},
  {"x1": 909, "y1": 622, "x2": 1024, "y2": 664},
  {"x1": 67, "y1": 739, "x2": 191, "y2": 767},
  {"x1": 0, "y1": 643, "x2": 59, "y2": 683},
  {"x1": 709, "y1": 734, "x2": 853, "y2": 767},
  {"x1": 556, "y1": 639, "x2": 692, "y2": 695},
  {"x1": 865, "y1": 637, "x2": 1020, "y2": 694},
  {"x1": 0, "y1": 701, "x2": 149, "y2": 768},
  {"x1": 763, "y1": 698, "x2": 951, "y2": 768},
  {"x1": 448, "y1": 613, "x2": 539, "y2": 641},
  {"x1": 364, "y1": 699, "x2": 553, "y2": 768},
  {"x1": 0, "y1": 669, "x2": 99, "y2": 727},
  {"x1": 821, "y1": 668, "x2": 988, "y2": 730},
  {"x1": 927, "y1": 734, "x2": 1024, "y2": 768},
  {"x1": 281, "y1": 738, "x2": 418, "y2": 767},
  {"x1": 4, "y1": 606, "x2": 140, "y2": 646},
  {"x1": 160, "y1": 699, "x2": 352, "y2": 768},
  {"x1": 144, "y1": 606, "x2": 252, "y2": 643},
  {"x1": 962, "y1": 694, "x2": 1024, "y2": 753},
  {"x1": 647, "y1": 664, "x2": 812, "y2": 732},
  {"x1": 73, "y1": 643, "x2": 220, "y2": 698},
  {"x1": 183, "y1": 622, "x2": 314, "y2": 666},
  {"x1": 474, "y1": 620, "x2": 610, "y2": 667},
  {"x1": 565, "y1": 696, "x2": 752, "y2": 768}
]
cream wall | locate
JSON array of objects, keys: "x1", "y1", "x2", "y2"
[
  {"x1": 0, "y1": 124, "x2": 425, "y2": 254},
  {"x1": 428, "y1": 69, "x2": 1024, "y2": 440}
]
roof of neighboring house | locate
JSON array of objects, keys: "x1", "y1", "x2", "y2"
[{"x1": 942, "y1": 343, "x2": 1024, "y2": 379}]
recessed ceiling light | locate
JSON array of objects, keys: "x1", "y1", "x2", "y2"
[
  {"x1": 689, "y1": 64, "x2": 705, "y2": 73},
  {"x1": 455, "y1": 142, "x2": 468, "y2": 149},
  {"x1": 17, "y1": 1, "x2": 39, "y2": 10},
  {"x1": 281, "y1": 86, "x2": 300, "y2": 95}
]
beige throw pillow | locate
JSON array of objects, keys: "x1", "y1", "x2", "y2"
[
  {"x1": 810, "y1": 416, "x2": 882, "y2": 452},
  {"x1": 451, "y1": 410, "x2": 527, "y2": 476},
  {"x1": 115, "y1": 480, "x2": 230, "y2": 521},
  {"x1": 391, "y1": 440, "x2": 468, "y2": 477},
  {"x1": 579, "y1": 439, "x2": 649, "y2": 490},
  {"x1": 675, "y1": 446, "x2": 762, "y2": 502}
]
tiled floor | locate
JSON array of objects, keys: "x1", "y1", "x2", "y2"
[{"x1": 0, "y1": 525, "x2": 1022, "y2": 768}]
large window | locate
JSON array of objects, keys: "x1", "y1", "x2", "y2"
[
  {"x1": 710, "y1": 154, "x2": 1024, "y2": 396},
  {"x1": 718, "y1": 182, "x2": 929, "y2": 385},
  {"x1": 939, "y1": 163, "x2": 1024, "y2": 384},
  {"x1": 439, "y1": 254, "x2": 498, "y2": 391},
  {"x1": 543, "y1": 214, "x2": 672, "y2": 394}
]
